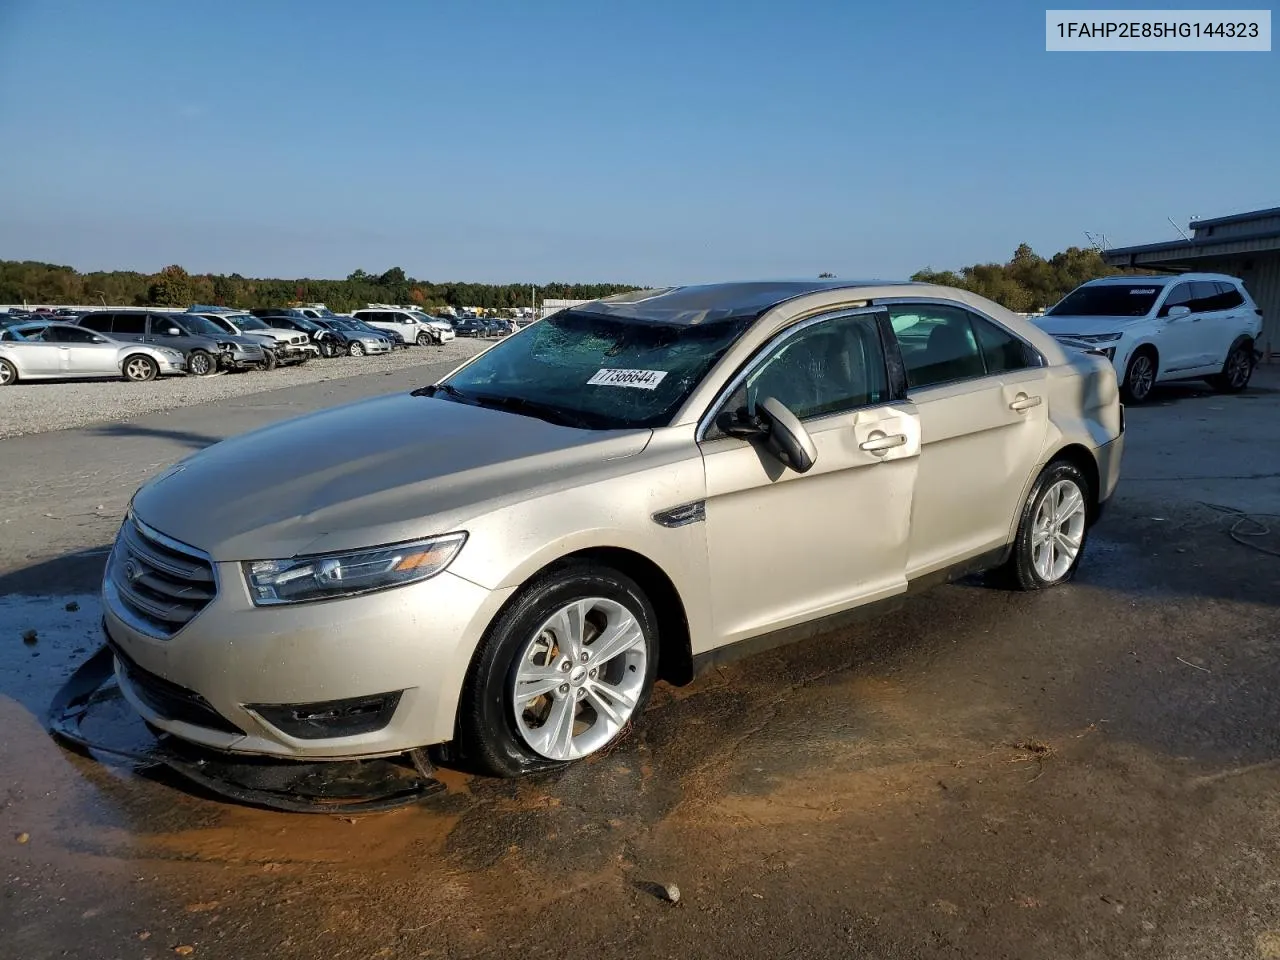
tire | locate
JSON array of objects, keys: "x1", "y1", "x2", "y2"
[
  {"x1": 417, "y1": 331, "x2": 432, "y2": 346},
  {"x1": 295, "y1": 353, "x2": 310, "y2": 365},
  {"x1": 995, "y1": 460, "x2": 1093, "y2": 591},
  {"x1": 122, "y1": 354, "x2": 158, "y2": 382},
  {"x1": 186, "y1": 349, "x2": 214, "y2": 377},
  {"x1": 456, "y1": 562, "x2": 660, "y2": 778},
  {"x1": 1208, "y1": 340, "x2": 1254, "y2": 393},
  {"x1": 320, "y1": 340, "x2": 339, "y2": 358},
  {"x1": 260, "y1": 349, "x2": 277, "y2": 371},
  {"x1": 348, "y1": 341, "x2": 366, "y2": 357},
  {"x1": 1120, "y1": 348, "x2": 1157, "y2": 404},
  {"x1": 0, "y1": 358, "x2": 17, "y2": 386}
]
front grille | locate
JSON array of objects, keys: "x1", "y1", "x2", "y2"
[
  {"x1": 109, "y1": 515, "x2": 217, "y2": 638},
  {"x1": 109, "y1": 638, "x2": 243, "y2": 735}
]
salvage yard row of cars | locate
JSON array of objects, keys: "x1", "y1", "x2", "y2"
[{"x1": 0, "y1": 303, "x2": 513, "y2": 385}]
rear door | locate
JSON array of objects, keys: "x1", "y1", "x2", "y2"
[
  {"x1": 11, "y1": 325, "x2": 63, "y2": 374},
  {"x1": 698, "y1": 307, "x2": 921, "y2": 646},
  {"x1": 108, "y1": 312, "x2": 148, "y2": 344},
  {"x1": 1196, "y1": 281, "x2": 1250, "y2": 367},
  {"x1": 883, "y1": 300, "x2": 1052, "y2": 579}
]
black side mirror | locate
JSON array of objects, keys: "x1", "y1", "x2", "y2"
[
  {"x1": 716, "y1": 406, "x2": 767, "y2": 439},
  {"x1": 757, "y1": 396, "x2": 818, "y2": 474}
]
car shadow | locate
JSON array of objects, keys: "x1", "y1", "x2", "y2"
[{"x1": 88, "y1": 421, "x2": 223, "y2": 451}]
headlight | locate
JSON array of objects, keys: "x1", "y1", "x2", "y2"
[
  {"x1": 244, "y1": 533, "x2": 467, "y2": 606},
  {"x1": 216, "y1": 340, "x2": 236, "y2": 350},
  {"x1": 1069, "y1": 333, "x2": 1123, "y2": 343}
]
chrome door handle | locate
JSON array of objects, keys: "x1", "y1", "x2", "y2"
[
  {"x1": 859, "y1": 432, "x2": 908, "y2": 454},
  {"x1": 1009, "y1": 394, "x2": 1042, "y2": 412}
]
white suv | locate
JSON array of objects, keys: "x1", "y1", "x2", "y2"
[
  {"x1": 352, "y1": 308, "x2": 454, "y2": 346},
  {"x1": 1035, "y1": 274, "x2": 1262, "y2": 402}
]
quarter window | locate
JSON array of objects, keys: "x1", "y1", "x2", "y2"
[
  {"x1": 888, "y1": 304, "x2": 1036, "y2": 389},
  {"x1": 720, "y1": 312, "x2": 890, "y2": 425}
]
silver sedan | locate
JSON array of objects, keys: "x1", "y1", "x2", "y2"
[{"x1": 0, "y1": 322, "x2": 187, "y2": 384}]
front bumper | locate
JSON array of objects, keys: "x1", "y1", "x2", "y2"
[
  {"x1": 361, "y1": 339, "x2": 393, "y2": 354},
  {"x1": 102, "y1": 542, "x2": 516, "y2": 760},
  {"x1": 158, "y1": 357, "x2": 186, "y2": 375},
  {"x1": 221, "y1": 344, "x2": 266, "y2": 368}
]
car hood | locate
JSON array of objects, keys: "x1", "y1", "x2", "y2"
[
  {"x1": 1034, "y1": 314, "x2": 1145, "y2": 337},
  {"x1": 130, "y1": 393, "x2": 652, "y2": 561}
]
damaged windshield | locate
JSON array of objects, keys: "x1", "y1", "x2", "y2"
[{"x1": 432, "y1": 309, "x2": 753, "y2": 429}]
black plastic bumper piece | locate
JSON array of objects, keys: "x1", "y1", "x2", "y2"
[
  {"x1": 108, "y1": 637, "x2": 244, "y2": 736},
  {"x1": 250, "y1": 692, "x2": 403, "y2": 740}
]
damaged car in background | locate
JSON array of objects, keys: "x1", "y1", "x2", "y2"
[{"x1": 65, "y1": 280, "x2": 1124, "y2": 806}]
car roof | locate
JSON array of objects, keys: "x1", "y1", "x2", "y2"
[
  {"x1": 578, "y1": 280, "x2": 907, "y2": 325},
  {"x1": 1082, "y1": 273, "x2": 1239, "y2": 287}
]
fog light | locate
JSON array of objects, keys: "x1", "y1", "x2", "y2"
[{"x1": 250, "y1": 691, "x2": 403, "y2": 740}]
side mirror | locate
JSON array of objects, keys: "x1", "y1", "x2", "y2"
[
  {"x1": 166, "y1": 327, "x2": 182, "y2": 336},
  {"x1": 757, "y1": 397, "x2": 818, "y2": 474},
  {"x1": 91, "y1": 336, "x2": 107, "y2": 343},
  {"x1": 1164, "y1": 305, "x2": 1191, "y2": 319}
]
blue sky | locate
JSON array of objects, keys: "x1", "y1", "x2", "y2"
[{"x1": 0, "y1": 0, "x2": 1276, "y2": 284}]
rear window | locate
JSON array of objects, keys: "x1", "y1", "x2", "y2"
[{"x1": 1046, "y1": 283, "x2": 1164, "y2": 318}]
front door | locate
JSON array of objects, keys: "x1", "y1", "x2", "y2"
[
  {"x1": 698, "y1": 307, "x2": 920, "y2": 649},
  {"x1": 884, "y1": 301, "x2": 1052, "y2": 578},
  {"x1": 1153, "y1": 282, "x2": 1206, "y2": 376}
]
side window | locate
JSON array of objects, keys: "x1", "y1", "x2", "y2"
[
  {"x1": 888, "y1": 304, "x2": 985, "y2": 389},
  {"x1": 79, "y1": 313, "x2": 111, "y2": 333},
  {"x1": 722, "y1": 312, "x2": 889, "y2": 423},
  {"x1": 23, "y1": 325, "x2": 52, "y2": 341},
  {"x1": 1216, "y1": 282, "x2": 1245, "y2": 310},
  {"x1": 112, "y1": 313, "x2": 147, "y2": 335},
  {"x1": 1188, "y1": 281, "x2": 1222, "y2": 313},
  {"x1": 972, "y1": 314, "x2": 1037, "y2": 373},
  {"x1": 1158, "y1": 283, "x2": 1194, "y2": 316},
  {"x1": 60, "y1": 326, "x2": 100, "y2": 343}
]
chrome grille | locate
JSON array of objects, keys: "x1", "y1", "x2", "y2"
[{"x1": 108, "y1": 515, "x2": 217, "y2": 638}]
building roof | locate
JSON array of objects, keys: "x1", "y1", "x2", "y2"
[
  {"x1": 581, "y1": 280, "x2": 903, "y2": 325},
  {"x1": 1190, "y1": 206, "x2": 1280, "y2": 230},
  {"x1": 1103, "y1": 230, "x2": 1280, "y2": 266}
]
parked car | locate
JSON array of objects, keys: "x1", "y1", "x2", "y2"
[
  {"x1": 327, "y1": 317, "x2": 408, "y2": 352},
  {"x1": 250, "y1": 310, "x2": 346, "y2": 358},
  {"x1": 451, "y1": 316, "x2": 493, "y2": 337},
  {"x1": 102, "y1": 280, "x2": 1122, "y2": 777},
  {"x1": 78, "y1": 311, "x2": 264, "y2": 376},
  {"x1": 0, "y1": 321, "x2": 185, "y2": 384},
  {"x1": 192, "y1": 311, "x2": 318, "y2": 367},
  {"x1": 350, "y1": 308, "x2": 451, "y2": 346},
  {"x1": 1034, "y1": 273, "x2": 1262, "y2": 403},
  {"x1": 308, "y1": 317, "x2": 394, "y2": 356}
]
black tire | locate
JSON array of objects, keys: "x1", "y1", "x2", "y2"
[
  {"x1": 1120, "y1": 347, "x2": 1157, "y2": 404},
  {"x1": 0, "y1": 358, "x2": 17, "y2": 386},
  {"x1": 455, "y1": 562, "x2": 660, "y2": 778},
  {"x1": 260, "y1": 349, "x2": 277, "y2": 371},
  {"x1": 1208, "y1": 340, "x2": 1254, "y2": 393},
  {"x1": 186, "y1": 349, "x2": 214, "y2": 377},
  {"x1": 320, "y1": 340, "x2": 339, "y2": 358},
  {"x1": 122, "y1": 353, "x2": 159, "y2": 382},
  {"x1": 993, "y1": 460, "x2": 1094, "y2": 591},
  {"x1": 295, "y1": 352, "x2": 310, "y2": 365},
  {"x1": 348, "y1": 341, "x2": 366, "y2": 357},
  {"x1": 417, "y1": 331, "x2": 432, "y2": 346}
]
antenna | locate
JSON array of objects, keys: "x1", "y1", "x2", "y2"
[
  {"x1": 1083, "y1": 231, "x2": 1109, "y2": 252},
  {"x1": 1167, "y1": 217, "x2": 1191, "y2": 241}
]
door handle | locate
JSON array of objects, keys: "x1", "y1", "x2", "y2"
[
  {"x1": 1009, "y1": 394, "x2": 1042, "y2": 412},
  {"x1": 859, "y1": 432, "x2": 908, "y2": 455}
]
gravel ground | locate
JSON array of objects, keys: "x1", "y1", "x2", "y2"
[{"x1": 0, "y1": 338, "x2": 489, "y2": 439}]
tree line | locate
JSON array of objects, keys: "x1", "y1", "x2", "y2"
[{"x1": 1, "y1": 244, "x2": 1124, "y2": 314}]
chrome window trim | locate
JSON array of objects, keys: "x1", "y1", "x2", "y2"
[{"x1": 694, "y1": 306, "x2": 891, "y2": 443}]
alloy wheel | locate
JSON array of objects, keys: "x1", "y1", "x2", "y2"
[
  {"x1": 1128, "y1": 354, "x2": 1154, "y2": 400},
  {"x1": 187, "y1": 352, "x2": 212, "y2": 376},
  {"x1": 1031, "y1": 479, "x2": 1087, "y2": 582},
  {"x1": 510, "y1": 597, "x2": 647, "y2": 761},
  {"x1": 125, "y1": 357, "x2": 155, "y2": 381},
  {"x1": 1227, "y1": 348, "x2": 1252, "y2": 389},
  {"x1": 349, "y1": 341, "x2": 365, "y2": 357},
  {"x1": 0, "y1": 360, "x2": 14, "y2": 385}
]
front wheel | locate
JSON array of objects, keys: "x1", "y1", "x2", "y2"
[
  {"x1": 186, "y1": 349, "x2": 214, "y2": 377},
  {"x1": 260, "y1": 349, "x2": 277, "y2": 371},
  {"x1": 417, "y1": 332, "x2": 432, "y2": 346},
  {"x1": 0, "y1": 358, "x2": 17, "y2": 386},
  {"x1": 456, "y1": 564, "x2": 659, "y2": 778},
  {"x1": 995, "y1": 460, "x2": 1093, "y2": 591},
  {"x1": 122, "y1": 354, "x2": 159, "y2": 382},
  {"x1": 1209, "y1": 342, "x2": 1254, "y2": 393},
  {"x1": 1120, "y1": 349, "x2": 1156, "y2": 404},
  {"x1": 348, "y1": 341, "x2": 366, "y2": 357}
]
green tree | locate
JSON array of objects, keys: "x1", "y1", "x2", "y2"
[{"x1": 146, "y1": 265, "x2": 194, "y2": 306}]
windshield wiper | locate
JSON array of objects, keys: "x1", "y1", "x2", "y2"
[
  {"x1": 411, "y1": 383, "x2": 467, "y2": 400},
  {"x1": 465, "y1": 392, "x2": 600, "y2": 430}
]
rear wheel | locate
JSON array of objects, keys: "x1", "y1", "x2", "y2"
[
  {"x1": 995, "y1": 460, "x2": 1093, "y2": 591},
  {"x1": 186, "y1": 349, "x2": 214, "y2": 377},
  {"x1": 1209, "y1": 341, "x2": 1254, "y2": 393},
  {"x1": 348, "y1": 341, "x2": 366, "y2": 357},
  {"x1": 0, "y1": 358, "x2": 17, "y2": 386},
  {"x1": 456, "y1": 563, "x2": 659, "y2": 777},
  {"x1": 1120, "y1": 348, "x2": 1156, "y2": 404},
  {"x1": 122, "y1": 354, "x2": 158, "y2": 382}
]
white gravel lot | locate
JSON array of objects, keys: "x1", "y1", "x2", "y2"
[{"x1": 0, "y1": 339, "x2": 490, "y2": 439}]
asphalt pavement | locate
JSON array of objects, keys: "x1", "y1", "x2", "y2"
[{"x1": 1, "y1": 366, "x2": 1279, "y2": 960}]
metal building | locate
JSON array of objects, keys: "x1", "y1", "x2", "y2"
[{"x1": 1103, "y1": 206, "x2": 1280, "y2": 361}]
